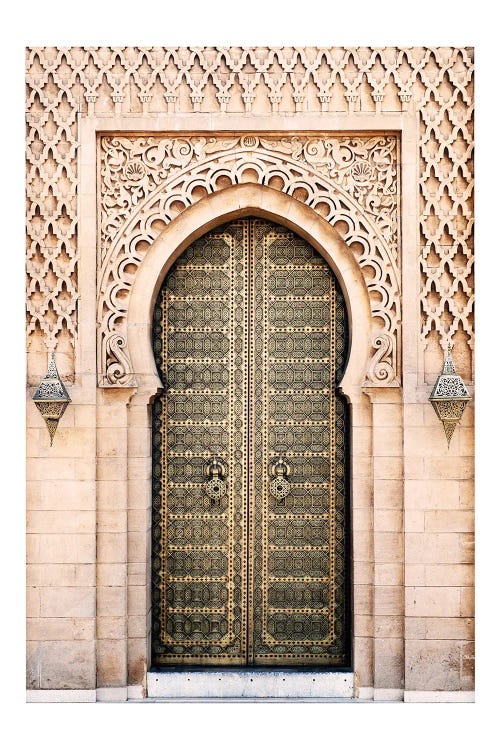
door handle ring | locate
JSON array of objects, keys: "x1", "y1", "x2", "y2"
[
  {"x1": 270, "y1": 456, "x2": 291, "y2": 502},
  {"x1": 205, "y1": 457, "x2": 227, "y2": 506}
]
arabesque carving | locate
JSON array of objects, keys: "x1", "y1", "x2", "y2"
[
  {"x1": 417, "y1": 53, "x2": 474, "y2": 380},
  {"x1": 98, "y1": 134, "x2": 400, "y2": 387},
  {"x1": 26, "y1": 47, "x2": 474, "y2": 384}
]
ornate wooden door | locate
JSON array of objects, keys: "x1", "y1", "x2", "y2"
[{"x1": 151, "y1": 218, "x2": 350, "y2": 667}]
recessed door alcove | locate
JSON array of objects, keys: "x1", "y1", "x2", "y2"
[{"x1": 150, "y1": 217, "x2": 351, "y2": 668}]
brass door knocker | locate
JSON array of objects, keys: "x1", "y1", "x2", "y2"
[
  {"x1": 205, "y1": 457, "x2": 227, "y2": 506},
  {"x1": 269, "y1": 456, "x2": 291, "y2": 504}
]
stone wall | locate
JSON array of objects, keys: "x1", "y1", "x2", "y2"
[{"x1": 26, "y1": 47, "x2": 474, "y2": 701}]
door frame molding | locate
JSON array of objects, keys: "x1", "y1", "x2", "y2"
[
  {"x1": 123, "y1": 186, "x2": 380, "y2": 695},
  {"x1": 80, "y1": 114, "x2": 414, "y2": 696}
]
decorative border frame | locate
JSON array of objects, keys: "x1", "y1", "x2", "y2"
[{"x1": 97, "y1": 132, "x2": 401, "y2": 387}]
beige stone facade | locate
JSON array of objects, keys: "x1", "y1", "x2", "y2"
[{"x1": 26, "y1": 47, "x2": 474, "y2": 701}]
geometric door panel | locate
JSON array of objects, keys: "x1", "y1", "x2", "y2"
[{"x1": 151, "y1": 218, "x2": 350, "y2": 667}]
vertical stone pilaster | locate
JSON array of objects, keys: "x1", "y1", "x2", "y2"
[
  {"x1": 343, "y1": 388, "x2": 374, "y2": 693},
  {"x1": 126, "y1": 386, "x2": 159, "y2": 688},
  {"x1": 364, "y1": 387, "x2": 404, "y2": 700},
  {"x1": 96, "y1": 388, "x2": 135, "y2": 688}
]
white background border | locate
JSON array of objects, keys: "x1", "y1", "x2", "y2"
[{"x1": 3, "y1": 2, "x2": 493, "y2": 748}]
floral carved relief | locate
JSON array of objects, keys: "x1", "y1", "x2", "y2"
[{"x1": 98, "y1": 134, "x2": 400, "y2": 387}]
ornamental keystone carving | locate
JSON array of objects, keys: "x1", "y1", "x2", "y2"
[{"x1": 98, "y1": 134, "x2": 401, "y2": 387}]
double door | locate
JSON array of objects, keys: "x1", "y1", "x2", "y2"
[{"x1": 151, "y1": 218, "x2": 350, "y2": 666}]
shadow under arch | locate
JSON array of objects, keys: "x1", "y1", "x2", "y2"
[{"x1": 127, "y1": 183, "x2": 372, "y2": 398}]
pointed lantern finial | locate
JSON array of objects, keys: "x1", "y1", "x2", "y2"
[
  {"x1": 429, "y1": 345, "x2": 471, "y2": 446},
  {"x1": 32, "y1": 352, "x2": 71, "y2": 446}
]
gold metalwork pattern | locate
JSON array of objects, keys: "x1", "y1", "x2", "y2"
[
  {"x1": 152, "y1": 223, "x2": 249, "y2": 664},
  {"x1": 152, "y1": 218, "x2": 349, "y2": 667},
  {"x1": 249, "y1": 220, "x2": 349, "y2": 665}
]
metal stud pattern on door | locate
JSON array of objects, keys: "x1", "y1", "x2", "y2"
[{"x1": 151, "y1": 218, "x2": 350, "y2": 667}]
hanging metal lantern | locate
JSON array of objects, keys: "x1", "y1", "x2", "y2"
[
  {"x1": 429, "y1": 346, "x2": 471, "y2": 446},
  {"x1": 32, "y1": 353, "x2": 71, "y2": 446}
]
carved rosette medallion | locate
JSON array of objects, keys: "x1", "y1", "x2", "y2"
[{"x1": 98, "y1": 134, "x2": 401, "y2": 387}]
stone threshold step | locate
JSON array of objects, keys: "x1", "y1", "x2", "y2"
[{"x1": 147, "y1": 669, "x2": 354, "y2": 699}]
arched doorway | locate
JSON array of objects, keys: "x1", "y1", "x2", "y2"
[{"x1": 151, "y1": 217, "x2": 351, "y2": 667}]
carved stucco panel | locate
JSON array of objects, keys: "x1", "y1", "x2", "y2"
[
  {"x1": 97, "y1": 134, "x2": 400, "y2": 387},
  {"x1": 26, "y1": 47, "x2": 474, "y2": 383}
]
